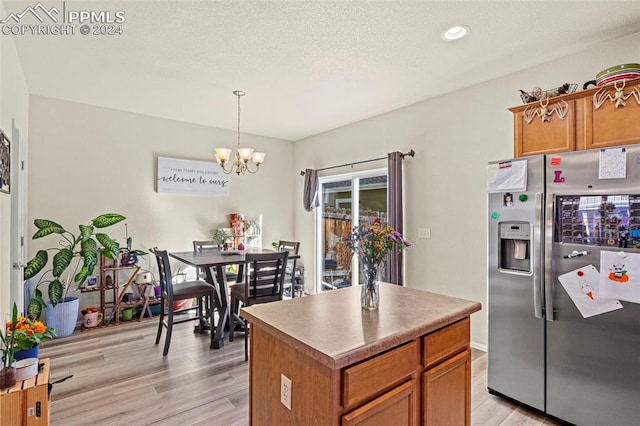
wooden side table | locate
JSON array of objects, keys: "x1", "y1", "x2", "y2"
[{"x1": 0, "y1": 358, "x2": 50, "y2": 425}]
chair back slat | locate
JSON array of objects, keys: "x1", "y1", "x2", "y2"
[{"x1": 245, "y1": 251, "x2": 288, "y2": 303}]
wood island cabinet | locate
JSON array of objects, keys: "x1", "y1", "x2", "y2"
[
  {"x1": 510, "y1": 77, "x2": 640, "y2": 157},
  {"x1": 241, "y1": 284, "x2": 481, "y2": 425}
]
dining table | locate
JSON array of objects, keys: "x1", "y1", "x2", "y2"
[{"x1": 169, "y1": 248, "x2": 300, "y2": 349}]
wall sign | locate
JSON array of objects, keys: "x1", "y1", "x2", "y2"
[{"x1": 157, "y1": 157, "x2": 229, "y2": 195}]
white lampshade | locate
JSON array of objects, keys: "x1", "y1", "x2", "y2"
[
  {"x1": 215, "y1": 148, "x2": 232, "y2": 163},
  {"x1": 252, "y1": 152, "x2": 266, "y2": 165},
  {"x1": 237, "y1": 147, "x2": 254, "y2": 161}
]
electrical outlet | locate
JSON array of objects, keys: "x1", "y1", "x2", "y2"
[
  {"x1": 281, "y1": 374, "x2": 292, "y2": 410},
  {"x1": 418, "y1": 228, "x2": 431, "y2": 239}
]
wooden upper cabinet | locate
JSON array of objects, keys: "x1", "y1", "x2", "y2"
[
  {"x1": 510, "y1": 77, "x2": 640, "y2": 157},
  {"x1": 580, "y1": 81, "x2": 640, "y2": 150}
]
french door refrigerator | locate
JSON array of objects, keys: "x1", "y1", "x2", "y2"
[{"x1": 487, "y1": 145, "x2": 640, "y2": 425}]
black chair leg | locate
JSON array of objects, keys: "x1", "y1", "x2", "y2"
[
  {"x1": 229, "y1": 296, "x2": 236, "y2": 342},
  {"x1": 197, "y1": 298, "x2": 205, "y2": 334},
  {"x1": 163, "y1": 309, "x2": 173, "y2": 356},
  {"x1": 155, "y1": 299, "x2": 165, "y2": 345}
]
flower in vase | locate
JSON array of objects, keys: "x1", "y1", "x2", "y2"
[{"x1": 343, "y1": 222, "x2": 411, "y2": 269}]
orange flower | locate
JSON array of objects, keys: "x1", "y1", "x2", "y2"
[{"x1": 4, "y1": 314, "x2": 55, "y2": 350}]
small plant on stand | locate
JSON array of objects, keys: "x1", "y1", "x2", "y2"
[{"x1": 119, "y1": 223, "x2": 148, "y2": 266}]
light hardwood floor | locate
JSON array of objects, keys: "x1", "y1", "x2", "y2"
[{"x1": 41, "y1": 319, "x2": 561, "y2": 426}]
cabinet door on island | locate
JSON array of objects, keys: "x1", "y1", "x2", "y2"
[
  {"x1": 342, "y1": 380, "x2": 418, "y2": 426},
  {"x1": 422, "y1": 349, "x2": 471, "y2": 426}
]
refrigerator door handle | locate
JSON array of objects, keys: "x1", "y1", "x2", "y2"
[
  {"x1": 545, "y1": 192, "x2": 555, "y2": 321},
  {"x1": 533, "y1": 192, "x2": 544, "y2": 319}
]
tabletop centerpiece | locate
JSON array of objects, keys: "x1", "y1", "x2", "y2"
[{"x1": 344, "y1": 221, "x2": 411, "y2": 309}]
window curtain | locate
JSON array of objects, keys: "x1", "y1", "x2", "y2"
[
  {"x1": 303, "y1": 169, "x2": 319, "y2": 212},
  {"x1": 386, "y1": 152, "x2": 404, "y2": 285}
]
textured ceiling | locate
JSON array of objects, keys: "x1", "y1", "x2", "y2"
[{"x1": 5, "y1": 1, "x2": 640, "y2": 140}]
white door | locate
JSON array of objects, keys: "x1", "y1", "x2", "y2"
[{"x1": 10, "y1": 119, "x2": 27, "y2": 312}]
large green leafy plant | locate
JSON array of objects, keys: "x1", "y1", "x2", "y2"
[{"x1": 23, "y1": 213, "x2": 126, "y2": 320}]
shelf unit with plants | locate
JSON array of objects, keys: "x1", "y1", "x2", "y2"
[{"x1": 81, "y1": 254, "x2": 160, "y2": 328}]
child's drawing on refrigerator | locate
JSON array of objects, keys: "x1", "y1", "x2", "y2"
[
  {"x1": 559, "y1": 264, "x2": 623, "y2": 318},
  {"x1": 600, "y1": 251, "x2": 640, "y2": 303}
]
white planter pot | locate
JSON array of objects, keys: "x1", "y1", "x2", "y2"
[{"x1": 45, "y1": 296, "x2": 79, "y2": 338}]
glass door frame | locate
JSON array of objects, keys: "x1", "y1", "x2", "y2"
[{"x1": 315, "y1": 168, "x2": 388, "y2": 293}]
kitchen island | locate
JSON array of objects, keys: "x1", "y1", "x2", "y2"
[{"x1": 241, "y1": 283, "x2": 481, "y2": 425}]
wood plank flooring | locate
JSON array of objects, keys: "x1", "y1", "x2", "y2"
[{"x1": 41, "y1": 320, "x2": 561, "y2": 426}]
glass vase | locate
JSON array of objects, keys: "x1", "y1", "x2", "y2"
[
  {"x1": 0, "y1": 365, "x2": 16, "y2": 389},
  {"x1": 361, "y1": 261, "x2": 381, "y2": 310}
]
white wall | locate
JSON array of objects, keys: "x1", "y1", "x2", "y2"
[
  {"x1": 0, "y1": 10, "x2": 30, "y2": 324},
  {"x1": 27, "y1": 96, "x2": 294, "y2": 310},
  {"x1": 294, "y1": 31, "x2": 640, "y2": 348}
]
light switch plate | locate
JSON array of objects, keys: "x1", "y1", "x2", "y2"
[{"x1": 418, "y1": 228, "x2": 431, "y2": 239}]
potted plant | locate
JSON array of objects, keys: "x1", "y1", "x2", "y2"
[
  {"x1": 23, "y1": 213, "x2": 125, "y2": 337},
  {"x1": 6, "y1": 313, "x2": 55, "y2": 360},
  {"x1": 119, "y1": 222, "x2": 148, "y2": 266},
  {"x1": 212, "y1": 228, "x2": 228, "y2": 248}
]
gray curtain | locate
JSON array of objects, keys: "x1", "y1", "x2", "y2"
[
  {"x1": 386, "y1": 152, "x2": 403, "y2": 285},
  {"x1": 303, "y1": 169, "x2": 319, "y2": 212}
]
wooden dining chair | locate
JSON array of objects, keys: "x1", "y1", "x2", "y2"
[
  {"x1": 193, "y1": 240, "x2": 239, "y2": 282},
  {"x1": 229, "y1": 251, "x2": 289, "y2": 361},
  {"x1": 278, "y1": 240, "x2": 301, "y2": 297},
  {"x1": 154, "y1": 249, "x2": 217, "y2": 356}
]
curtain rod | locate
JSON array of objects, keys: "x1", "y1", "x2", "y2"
[{"x1": 299, "y1": 149, "x2": 415, "y2": 176}]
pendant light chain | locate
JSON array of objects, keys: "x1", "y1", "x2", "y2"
[{"x1": 236, "y1": 91, "x2": 241, "y2": 148}]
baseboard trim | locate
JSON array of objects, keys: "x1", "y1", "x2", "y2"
[{"x1": 471, "y1": 341, "x2": 487, "y2": 352}]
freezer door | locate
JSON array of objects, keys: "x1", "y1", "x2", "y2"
[
  {"x1": 487, "y1": 155, "x2": 545, "y2": 411},
  {"x1": 545, "y1": 146, "x2": 640, "y2": 425}
]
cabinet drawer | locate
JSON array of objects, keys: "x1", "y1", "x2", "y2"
[
  {"x1": 342, "y1": 340, "x2": 419, "y2": 411},
  {"x1": 422, "y1": 318, "x2": 469, "y2": 369}
]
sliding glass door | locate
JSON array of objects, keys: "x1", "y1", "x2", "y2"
[{"x1": 316, "y1": 169, "x2": 388, "y2": 292}]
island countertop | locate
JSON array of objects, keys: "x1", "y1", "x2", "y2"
[{"x1": 241, "y1": 283, "x2": 481, "y2": 370}]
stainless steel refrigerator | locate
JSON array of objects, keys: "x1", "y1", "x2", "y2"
[{"x1": 487, "y1": 145, "x2": 640, "y2": 425}]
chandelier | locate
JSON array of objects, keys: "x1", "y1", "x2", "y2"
[{"x1": 214, "y1": 90, "x2": 266, "y2": 175}]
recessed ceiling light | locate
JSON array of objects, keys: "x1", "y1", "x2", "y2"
[{"x1": 441, "y1": 25, "x2": 470, "y2": 41}]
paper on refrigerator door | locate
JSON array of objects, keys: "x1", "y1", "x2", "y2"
[
  {"x1": 599, "y1": 147, "x2": 626, "y2": 179},
  {"x1": 559, "y1": 264, "x2": 623, "y2": 318},
  {"x1": 487, "y1": 160, "x2": 527, "y2": 193},
  {"x1": 600, "y1": 251, "x2": 640, "y2": 303}
]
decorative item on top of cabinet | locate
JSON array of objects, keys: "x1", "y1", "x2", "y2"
[
  {"x1": 518, "y1": 83, "x2": 578, "y2": 104},
  {"x1": 523, "y1": 98, "x2": 569, "y2": 124},
  {"x1": 593, "y1": 80, "x2": 640, "y2": 109}
]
